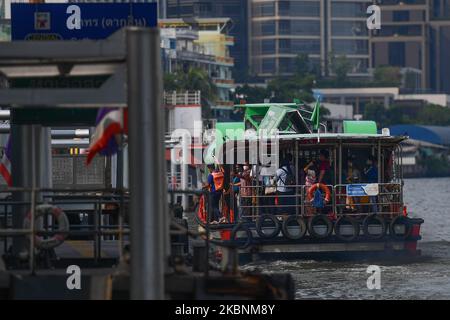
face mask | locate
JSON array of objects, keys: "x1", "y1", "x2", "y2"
[{"x1": 243, "y1": 166, "x2": 249, "y2": 170}]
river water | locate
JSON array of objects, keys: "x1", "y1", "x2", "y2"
[{"x1": 242, "y1": 178, "x2": 450, "y2": 299}]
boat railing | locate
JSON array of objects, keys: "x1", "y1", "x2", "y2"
[
  {"x1": 235, "y1": 182, "x2": 403, "y2": 221},
  {"x1": 334, "y1": 183, "x2": 403, "y2": 217},
  {"x1": 237, "y1": 184, "x2": 334, "y2": 221}
]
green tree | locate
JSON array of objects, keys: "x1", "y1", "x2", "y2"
[
  {"x1": 373, "y1": 66, "x2": 402, "y2": 87},
  {"x1": 163, "y1": 67, "x2": 217, "y2": 104},
  {"x1": 267, "y1": 75, "x2": 315, "y2": 103},
  {"x1": 234, "y1": 84, "x2": 269, "y2": 104},
  {"x1": 294, "y1": 53, "x2": 312, "y2": 78},
  {"x1": 363, "y1": 102, "x2": 388, "y2": 128},
  {"x1": 329, "y1": 54, "x2": 352, "y2": 85},
  {"x1": 417, "y1": 104, "x2": 450, "y2": 126}
]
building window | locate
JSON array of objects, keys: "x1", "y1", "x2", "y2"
[
  {"x1": 393, "y1": 10, "x2": 410, "y2": 22},
  {"x1": 253, "y1": 21, "x2": 276, "y2": 36},
  {"x1": 292, "y1": 20, "x2": 320, "y2": 36},
  {"x1": 332, "y1": 39, "x2": 368, "y2": 55},
  {"x1": 279, "y1": 20, "x2": 291, "y2": 34},
  {"x1": 279, "y1": 57, "x2": 294, "y2": 73},
  {"x1": 331, "y1": 21, "x2": 368, "y2": 36},
  {"x1": 331, "y1": 2, "x2": 367, "y2": 18},
  {"x1": 262, "y1": 39, "x2": 276, "y2": 54},
  {"x1": 194, "y1": 3, "x2": 212, "y2": 17},
  {"x1": 278, "y1": 1, "x2": 320, "y2": 17},
  {"x1": 279, "y1": 39, "x2": 291, "y2": 53},
  {"x1": 252, "y1": 2, "x2": 275, "y2": 17},
  {"x1": 378, "y1": 25, "x2": 422, "y2": 36},
  {"x1": 262, "y1": 58, "x2": 275, "y2": 73},
  {"x1": 279, "y1": 20, "x2": 320, "y2": 36},
  {"x1": 292, "y1": 39, "x2": 321, "y2": 54},
  {"x1": 389, "y1": 42, "x2": 405, "y2": 67}
]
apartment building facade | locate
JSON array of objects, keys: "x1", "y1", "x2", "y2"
[
  {"x1": 371, "y1": 0, "x2": 450, "y2": 93},
  {"x1": 249, "y1": 0, "x2": 372, "y2": 79}
]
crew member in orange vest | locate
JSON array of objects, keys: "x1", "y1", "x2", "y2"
[{"x1": 206, "y1": 165, "x2": 224, "y2": 224}]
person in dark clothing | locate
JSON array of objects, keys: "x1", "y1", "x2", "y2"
[
  {"x1": 364, "y1": 156, "x2": 378, "y2": 183},
  {"x1": 317, "y1": 149, "x2": 332, "y2": 185},
  {"x1": 364, "y1": 156, "x2": 379, "y2": 213},
  {"x1": 205, "y1": 165, "x2": 222, "y2": 223}
]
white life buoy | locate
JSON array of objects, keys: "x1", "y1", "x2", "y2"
[{"x1": 23, "y1": 204, "x2": 70, "y2": 250}]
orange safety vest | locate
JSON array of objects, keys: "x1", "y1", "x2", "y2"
[{"x1": 211, "y1": 171, "x2": 225, "y2": 191}]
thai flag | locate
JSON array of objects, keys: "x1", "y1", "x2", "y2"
[
  {"x1": 0, "y1": 135, "x2": 12, "y2": 186},
  {"x1": 86, "y1": 108, "x2": 128, "y2": 165}
]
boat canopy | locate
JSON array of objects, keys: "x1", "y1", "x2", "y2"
[{"x1": 235, "y1": 102, "x2": 312, "y2": 133}]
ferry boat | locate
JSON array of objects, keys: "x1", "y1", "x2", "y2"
[{"x1": 195, "y1": 101, "x2": 424, "y2": 262}]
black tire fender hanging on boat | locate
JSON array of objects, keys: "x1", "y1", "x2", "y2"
[
  {"x1": 362, "y1": 214, "x2": 386, "y2": 239},
  {"x1": 230, "y1": 222, "x2": 253, "y2": 249},
  {"x1": 334, "y1": 215, "x2": 360, "y2": 241},
  {"x1": 256, "y1": 214, "x2": 281, "y2": 239},
  {"x1": 281, "y1": 215, "x2": 307, "y2": 240},
  {"x1": 308, "y1": 214, "x2": 333, "y2": 239},
  {"x1": 389, "y1": 215, "x2": 412, "y2": 239}
]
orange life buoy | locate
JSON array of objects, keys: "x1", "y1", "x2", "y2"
[
  {"x1": 197, "y1": 194, "x2": 207, "y2": 223},
  {"x1": 307, "y1": 183, "x2": 332, "y2": 203}
]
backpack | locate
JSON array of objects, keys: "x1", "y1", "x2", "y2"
[
  {"x1": 312, "y1": 189, "x2": 324, "y2": 208},
  {"x1": 281, "y1": 166, "x2": 296, "y2": 186}
]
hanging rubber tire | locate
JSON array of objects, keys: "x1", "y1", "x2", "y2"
[
  {"x1": 308, "y1": 214, "x2": 333, "y2": 239},
  {"x1": 362, "y1": 214, "x2": 386, "y2": 239},
  {"x1": 230, "y1": 222, "x2": 252, "y2": 249},
  {"x1": 334, "y1": 216, "x2": 360, "y2": 241},
  {"x1": 256, "y1": 214, "x2": 281, "y2": 239},
  {"x1": 281, "y1": 216, "x2": 307, "y2": 240},
  {"x1": 390, "y1": 216, "x2": 412, "y2": 240}
]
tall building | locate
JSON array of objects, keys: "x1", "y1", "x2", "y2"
[
  {"x1": 371, "y1": 0, "x2": 450, "y2": 94},
  {"x1": 429, "y1": 0, "x2": 450, "y2": 93},
  {"x1": 165, "y1": 0, "x2": 248, "y2": 81},
  {"x1": 249, "y1": 0, "x2": 372, "y2": 79}
]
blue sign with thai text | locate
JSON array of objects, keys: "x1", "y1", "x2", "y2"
[
  {"x1": 346, "y1": 184, "x2": 368, "y2": 197},
  {"x1": 11, "y1": 3, "x2": 157, "y2": 41}
]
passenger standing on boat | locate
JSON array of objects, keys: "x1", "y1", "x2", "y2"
[
  {"x1": 303, "y1": 162, "x2": 317, "y2": 216},
  {"x1": 304, "y1": 162, "x2": 317, "y2": 187},
  {"x1": 239, "y1": 163, "x2": 253, "y2": 220},
  {"x1": 260, "y1": 164, "x2": 276, "y2": 214},
  {"x1": 206, "y1": 165, "x2": 223, "y2": 224},
  {"x1": 317, "y1": 150, "x2": 332, "y2": 185},
  {"x1": 344, "y1": 157, "x2": 361, "y2": 212},
  {"x1": 231, "y1": 166, "x2": 242, "y2": 218},
  {"x1": 275, "y1": 154, "x2": 296, "y2": 215},
  {"x1": 364, "y1": 156, "x2": 379, "y2": 213}
]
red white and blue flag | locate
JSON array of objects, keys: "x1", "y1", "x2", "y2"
[
  {"x1": 0, "y1": 135, "x2": 12, "y2": 186},
  {"x1": 86, "y1": 108, "x2": 128, "y2": 165}
]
